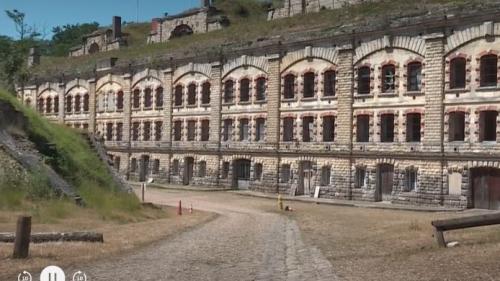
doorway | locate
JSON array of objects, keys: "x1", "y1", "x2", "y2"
[
  {"x1": 471, "y1": 168, "x2": 500, "y2": 210},
  {"x1": 376, "y1": 164, "x2": 394, "y2": 202},
  {"x1": 183, "y1": 157, "x2": 194, "y2": 185},
  {"x1": 298, "y1": 161, "x2": 314, "y2": 196},
  {"x1": 232, "y1": 159, "x2": 251, "y2": 189}
]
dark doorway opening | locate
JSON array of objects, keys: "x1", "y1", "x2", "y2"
[
  {"x1": 232, "y1": 159, "x2": 251, "y2": 189},
  {"x1": 139, "y1": 155, "x2": 150, "y2": 182},
  {"x1": 376, "y1": 164, "x2": 394, "y2": 202},
  {"x1": 471, "y1": 168, "x2": 500, "y2": 210},
  {"x1": 183, "y1": 157, "x2": 194, "y2": 185},
  {"x1": 298, "y1": 161, "x2": 314, "y2": 196},
  {"x1": 170, "y1": 24, "x2": 194, "y2": 39}
]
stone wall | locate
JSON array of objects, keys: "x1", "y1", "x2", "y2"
[
  {"x1": 20, "y1": 17, "x2": 500, "y2": 210},
  {"x1": 268, "y1": 0, "x2": 380, "y2": 20}
]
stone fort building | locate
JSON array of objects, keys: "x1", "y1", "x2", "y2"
[
  {"x1": 18, "y1": 6, "x2": 500, "y2": 210},
  {"x1": 268, "y1": 0, "x2": 376, "y2": 20}
]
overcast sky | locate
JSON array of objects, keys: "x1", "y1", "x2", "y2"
[{"x1": 0, "y1": 0, "x2": 197, "y2": 39}]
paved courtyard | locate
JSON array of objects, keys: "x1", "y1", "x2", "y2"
[{"x1": 65, "y1": 188, "x2": 337, "y2": 281}]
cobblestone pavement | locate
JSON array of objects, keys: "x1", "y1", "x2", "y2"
[{"x1": 69, "y1": 189, "x2": 338, "y2": 281}]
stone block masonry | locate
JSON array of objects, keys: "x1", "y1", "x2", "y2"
[{"x1": 20, "y1": 13, "x2": 500, "y2": 210}]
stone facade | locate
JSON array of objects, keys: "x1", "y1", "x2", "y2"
[
  {"x1": 69, "y1": 17, "x2": 126, "y2": 57},
  {"x1": 19, "y1": 14, "x2": 500, "y2": 210},
  {"x1": 268, "y1": 0, "x2": 379, "y2": 20},
  {"x1": 147, "y1": 1, "x2": 228, "y2": 44}
]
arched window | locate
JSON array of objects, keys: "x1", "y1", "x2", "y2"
[
  {"x1": 132, "y1": 89, "x2": 141, "y2": 109},
  {"x1": 174, "y1": 85, "x2": 183, "y2": 106},
  {"x1": 303, "y1": 72, "x2": 315, "y2": 98},
  {"x1": 357, "y1": 67, "x2": 371, "y2": 94},
  {"x1": 37, "y1": 98, "x2": 44, "y2": 112},
  {"x1": 284, "y1": 74, "x2": 295, "y2": 99},
  {"x1": 201, "y1": 82, "x2": 211, "y2": 105},
  {"x1": 46, "y1": 97, "x2": 52, "y2": 114},
  {"x1": 187, "y1": 84, "x2": 197, "y2": 105},
  {"x1": 381, "y1": 64, "x2": 396, "y2": 93},
  {"x1": 407, "y1": 62, "x2": 422, "y2": 92},
  {"x1": 155, "y1": 87, "x2": 164, "y2": 108},
  {"x1": 74, "y1": 95, "x2": 81, "y2": 113},
  {"x1": 323, "y1": 70, "x2": 336, "y2": 97},
  {"x1": 240, "y1": 78, "x2": 250, "y2": 102},
  {"x1": 480, "y1": 54, "x2": 498, "y2": 87},
  {"x1": 143, "y1": 121, "x2": 151, "y2": 141},
  {"x1": 450, "y1": 57, "x2": 466, "y2": 89},
  {"x1": 116, "y1": 91, "x2": 123, "y2": 110},
  {"x1": 256, "y1": 77, "x2": 266, "y2": 101},
  {"x1": 144, "y1": 88, "x2": 153, "y2": 109},
  {"x1": 66, "y1": 96, "x2": 73, "y2": 113},
  {"x1": 224, "y1": 80, "x2": 234, "y2": 103},
  {"x1": 83, "y1": 94, "x2": 89, "y2": 112}
]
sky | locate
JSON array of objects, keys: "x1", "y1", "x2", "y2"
[{"x1": 0, "y1": 0, "x2": 198, "y2": 39}]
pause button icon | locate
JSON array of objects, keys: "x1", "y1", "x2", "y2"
[{"x1": 40, "y1": 266, "x2": 65, "y2": 281}]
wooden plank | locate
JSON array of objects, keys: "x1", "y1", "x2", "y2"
[
  {"x1": 12, "y1": 216, "x2": 31, "y2": 259},
  {"x1": 431, "y1": 212, "x2": 500, "y2": 231},
  {"x1": 434, "y1": 228, "x2": 447, "y2": 248},
  {"x1": 1, "y1": 232, "x2": 104, "y2": 244}
]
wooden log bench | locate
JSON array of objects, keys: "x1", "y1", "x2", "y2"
[
  {"x1": 431, "y1": 212, "x2": 500, "y2": 247},
  {"x1": 0, "y1": 232, "x2": 104, "y2": 244}
]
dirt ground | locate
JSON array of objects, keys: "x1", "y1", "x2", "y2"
[
  {"x1": 287, "y1": 202, "x2": 500, "y2": 281},
  {"x1": 0, "y1": 206, "x2": 215, "y2": 280}
]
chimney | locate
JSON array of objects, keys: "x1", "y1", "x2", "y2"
[
  {"x1": 27, "y1": 47, "x2": 40, "y2": 68},
  {"x1": 112, "y1": 16, "x2": 122, "y2": 40},
  {"x1": 201, "y1": 0, "x2": 210, "y2": 8}
]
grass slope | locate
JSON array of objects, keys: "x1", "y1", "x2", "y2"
[{"x1": 0, "y1": 91, "x2": 143, "y2": 222}]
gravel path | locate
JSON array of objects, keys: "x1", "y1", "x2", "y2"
[{"x1": 69, "y1": 190, "x2": 338, "y2": 281}]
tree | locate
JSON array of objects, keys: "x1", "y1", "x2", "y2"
[{"x1": 5, "y1": 9, "x2": 40, "y2": 39}]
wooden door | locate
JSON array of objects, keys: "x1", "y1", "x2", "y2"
[
  {"x1": 183, "y1": 157, "x2": 194, "y2": 185},
  {"x1": 377, "y1": 164, "x2": 394, "y2": 202},
  {"x1": 472, "y1": 168, "x2": 500, "y2": 210}
]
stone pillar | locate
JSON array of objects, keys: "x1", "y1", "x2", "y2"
[
  {"x1": 162, "y1": 68, "x2": 173, "y2": 143},
  {"x1": 335, "y1": 45, "x2": 354, "y2": 199},
  {"x1": 423, "y1": 33, "x2": 445, "y2": 152},
  {"x1": 266, "y1": 54, "x2": 281, "y2": 147},
  {"x1": 88, "y1": 78, "x2": 97, "y2": 133},
  {"x1": 58, "y1": 83, "x2": 65, "y2": 124},
  {"x1": 209, "y1": 62, "x2": 222, "y2": 146},
  {"x1": 335, "y1": 46, "x2": 354, "y2": 150},
  {"x1": 122, "y1": 73, "x2": 132, "y2": 143}
]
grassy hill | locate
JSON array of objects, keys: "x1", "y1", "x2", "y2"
[
  {"x1": 31, "y1": 0, "x2": 496, "y2": 78},
  {"x1": 0, "y1": 91, "x2": 147, "y2": 222}
]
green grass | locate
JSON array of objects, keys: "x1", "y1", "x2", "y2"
[
  {"x1": 31, "y1": 0, "x2": 495, "y2": 78},
  {"x1": 0, "y1": 90, "x2": 143, "y2": 221}
]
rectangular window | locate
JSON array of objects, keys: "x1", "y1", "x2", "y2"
[
  {"x1": 130, "y1": 158, "x2": 137, "y2": 172},
  {"x1": 173, "y1": 121, "x2": 182, "y2": 141},
  {"x1": 221, "y1": 162, "x2": 230, "y2": 179},
  {"x1": 480, "y1": 55, "x2": 498, "y2": 87},
  {"x1": 302, "y1": 116, "x2": 315, "y2": 142},
  {"x1": 143, "y1": 121, "x2": 151, "y2": 141},
  {"x1": 322, "y1": 116, "x2": 335, "y2": 142},
  {"x1": 223, "y1": 119, "x2": 233, "y2": 142},
  {"x1": 320, "y1": 166, "x2": 331, "y2": 186},
  {"x1": 450, "y1": 58, "x2": 466, "y2": 89},
  {"x1": 256, "y1": 78, "x2": 266, "y2": 101},
  {"x1": 132, "y1": 122, "x2": 140, "y2": 141},
  {"x1": 106, "y1": 123, "x2": 113, "y2": 141},
  {"x1": 284, "y1": 74, "x2": 295, "y2": 99},
  {"x1": 448, "y1": 112, "x2": 465, "y2": 142},
  {"x1": 187, "y1": 84, "x2": 197, "y2": 106},
  {"x1": 355, "y1": 167, "x2": 366, "y2": 188},
  {"x1": 406, "y1": 113, "x2": 421, "y2": 142},
  {"x1": 479, "y1": 111, "x2": 498, "y2": 142},
  {"x1": 239, "y1": 119, "x2": 250, "y2": 141},
  {"x1": 407, "y1": 62, "x2": 422, "y2": 92},
  {"x1": 283, "y1": 117, "x2": 295, "y2": 142},
  {"x1": 356, "y1": 115, "x2": 370, "y2": 142},
  {"x1": 358, "y1": 67, "x2": 371, "y2": 94},
  {"x1": 405, "y1": 169, "x2": 417, "y2": 192},
  {"x1": 116, "y1": 123, "x2": 123, "y2": 141},
  {"x1": 154, "y1": 121, "x2": 163, "y2": 141},
  {"x1": 187, "y1": 120, "x2": 196, "y2": 141},
  {"x1": 303, "y1": 72, "x2": 315, "y2": 98},
  {"x1": 202, "y1": 83, "x2": 211, "y2": 105},
  {"x1": 198, "y1": 161, "x2": 206, "y2": 177},
  {"x1": 224, "y1": 80, "x2": 234, "y2": 103},
  {"x1": 174, "y1": 86, "x2": 183, "y2": 106},
  {"x1": 133, "y1": 90, "x2": 140, "y2": 109},
  {"x1": 240, "y1": 79, "x2": 250, "y2": 102},
  {"x1": 323, "y1": 71, "x2": 336, "y2": 97},
  {"x1": 201, "y1": 120, "x2": 210, "y2": 141},
  {"x1": 281, "y1": 164, "x2": 291, "y2": 183},
  {"x1": 380, "y1": 114, "x2": 395, "y2": 143},
  {"x1": 255, "y1": 118, "x2": 266, "y2": 142},
  {"x1": 382, "y1": 65, "x2": 396, "y2": 93}
]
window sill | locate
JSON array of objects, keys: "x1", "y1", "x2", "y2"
[
  {"x1": 476, "y1": 86, "x2": 500, "y2": 92},
  {"x1": 320, "y1": 96, "x2": 337, "y2": 101},
  {"x1": 404, "y1": 91, "x2": 424, "y2": 97},
  {"x1": 186, "y1": 104, "x2": 197, "y2": 108},
  {"x1": 173, "y1": 105, "x2": 183, "y2": 109},
  {"x1": 354, "y1": 94, "x2": 374, "y2": 99},
  {"x1": 254, "y1": 100, "x2": 267, "y2": 104},
  {"x1": 282, "y1": 98, "x2": 297, "y2": 103},
  {"x1": 238, "y1": 101, "x2": 252, "y2": 105},
  {"x1": 301, "y1": 97, "x2": 316, "y2": 101},
  {"x1": 378, "y1": 92, "x2": 398, "y2": 98},
  {"x1": 222, "y1": 102, "x2": 235, "y2": 106},
  {"x1": 201, "y1": 103, "x2": 210, "y2": 107},
  {"x1": 480, "y1": 141, "x2": 498, "y2": 145}
]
